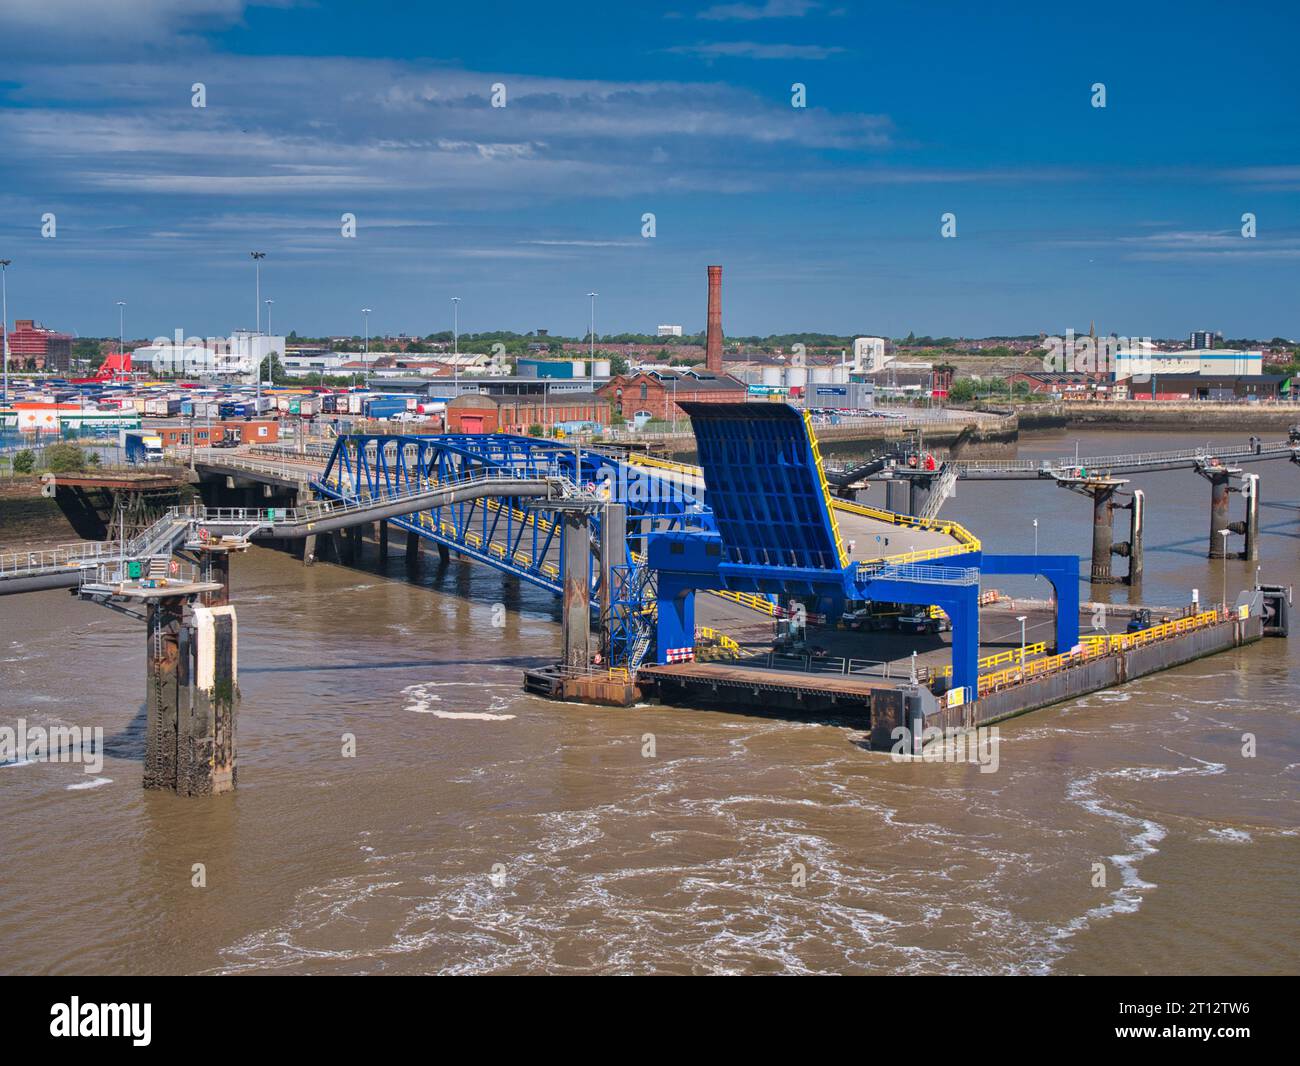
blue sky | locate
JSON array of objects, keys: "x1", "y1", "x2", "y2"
[{"x1": 0, "y1": 0, "x2": 1296, "y2": 341}]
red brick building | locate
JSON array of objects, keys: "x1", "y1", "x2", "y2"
[
  {"x1": 152, "y1": 420, "x2": 281, "y2": 446},
  {"x1": 6, "y1": 319, "x2": 73, "y2": 372},
  {"x1": 445, "y1": 392, "x2": 609, "y2": 434},
  {"x1": 596, "y1": 370, "x2": 748, "y2": 421}
]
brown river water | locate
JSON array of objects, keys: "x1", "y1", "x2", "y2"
[{"x1": 1, "y1": 427, "x2": 1297, "y2": 975}]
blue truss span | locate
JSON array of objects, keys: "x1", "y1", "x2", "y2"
[{"x1": 314, "y1": 433, "x2": 716, "y2": 666}]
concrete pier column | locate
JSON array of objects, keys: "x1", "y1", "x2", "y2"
[
  {"x1": 1126, "y1": 489, "x2": 1144, "y2": 587},
  {"x1": 379, "y1": 520, "x2": 389, "y2": 562},
  {"x1": 144, "y1": 595, "x2": 188, "y2": 792},
  {"x1": 302, "y1": 533, "x2": 317, "y2": 566},
  {"x1": 885, "y1": 478, "x2": 909, "y2": 514},
  {"x1": 909, "y1": 473, "x2": 935, "y2": 518},
  {"x1": 143, "y1": 588, "x2": 239, "y2": 796},
  {"x1": 405, "y1": 529, "x2": 421, "y2": 571},
  {"x1": 1090, "y1": 484, "x2": 1118, "y2": 583},
  {"x1": 1206, "y1": 468, "x2": 1233, "y2": 557},
  {"x1": 1243, "y1": 474, "x2": 1260, "y2": 562},
  {"x1": 342, "y1": 525, "x2": 358, "y2": 565},
  {"x1": 561, "y1": 512, "x2": 591, "y2": 670},
  {"x1": 599, "y1": 503, "x2": 627, "y2": 660},
  {"x1": 436, "y1": 541, "x2": 450, "y2": 565},
  {"x1": 185, "y1": 605, "x2": 239, "y2": 795}
]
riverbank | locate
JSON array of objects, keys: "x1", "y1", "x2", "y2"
[
  {"x1": 1063, "y1": 402, "x2": 1300, "y2": 431},
  {"x1": 0, "y1": 479, "x2": 79, "y2": 553}
]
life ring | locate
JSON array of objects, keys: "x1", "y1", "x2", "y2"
[
  {"x1": 168, "y1": 559, "x2": 180, "y2": 576},
  {"x1": 198, "y1": 527, "x2": 211, "y2": 543}
]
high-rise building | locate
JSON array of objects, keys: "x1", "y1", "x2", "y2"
[
  {"x1": 1190, "y1": 330, "x2": 1216, "y2": 350},
  {"x1": 657, "y1": 324, "x2": 683, "y2": 337},
  {"x1": 6, "y1": 319, "x2": 73, "y2": 372}
]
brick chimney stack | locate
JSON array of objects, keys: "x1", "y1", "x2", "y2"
[{"x1": 705, "y1": 265, "x2": 723, "y2": 373}]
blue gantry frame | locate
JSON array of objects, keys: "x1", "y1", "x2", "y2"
[{"x1": 648, "y1": 405, "x2": 1081, "y2": 694}]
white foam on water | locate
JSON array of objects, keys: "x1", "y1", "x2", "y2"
[
  {"x1": 402, "y1": 681, "x2": 516, "y2": 720},
  {"x1": 66, "y1": 776, "x2": 112, "y2": 791},
  {"x1": 1046, "y1": 756, "x2": 1229, "y2": 956},
  {"x1": 1206, "y1": 827, "x2": 1252, "y2": 843},
  {"x1": 429, "y1": 709, "x2": 516, "y2": 721}
]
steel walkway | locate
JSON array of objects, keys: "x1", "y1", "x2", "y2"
[{"x1": 0, "y1": 469, "x2": 586, "y2": 596}]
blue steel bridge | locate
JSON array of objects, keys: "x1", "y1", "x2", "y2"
[{"x1": 311, "y1": 404, "x2": 1080, "y2": 695}]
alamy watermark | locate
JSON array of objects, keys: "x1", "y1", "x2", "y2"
[
  {"x1": 891, "y1": 724, "x2": 1000, "y2": 773},
  {"x1": 0, "y1": 718, "x2": 104, "y2": 774},
  {"x1": 1042, "y1": 330, "x2": 1156, "y2": 381}
]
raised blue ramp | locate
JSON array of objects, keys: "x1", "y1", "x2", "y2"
[{"x1": 680, "y1": 402, "x2": 845, "y2": 573}]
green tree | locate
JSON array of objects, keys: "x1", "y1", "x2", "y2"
[
  {"x1": 947, "y1": 379, "x2": 977, "y2": 403},
  {"x1": 258, "y1": 352, "x2": 289, "y2": 384},
  {"x1": 12, "y1": 449, "x2": 35, "y2": 474},
  {"x1": 42, "y1": 442, "x2": 97, "y2": 473}
]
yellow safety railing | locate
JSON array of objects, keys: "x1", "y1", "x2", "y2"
[
  {"x1": 625, "y1": 453, "x2": 704, "y2": 478},
  {"x1": 935, "y1": 641, "x2": 1047, "y2": 680},
  {"x1": 804, "y1": 409, "x2": 849, "y2": 567},
  {"x1": 696, "y1": 626, "x2": 741, "y2": 656},
  {"x1": 1079, "y1": 609, "x2": 1222, "y2": 654},
  {"x1": 979, "y1": 610, "x2": 1225, "y2": 694},
  {"x1": 711, "y1": 588, "x2": 779, "y2": 615}
]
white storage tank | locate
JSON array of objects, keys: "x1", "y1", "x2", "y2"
[
  {"x1": 832, "y1": 364, "x2": 850, "y2": 383},
  {"x1": 810, "y1": 366, "x2": 832, "y2": 383},
  {"x1": 784, "y1": 366, "x2": 807, "y2": 389},
  {"x1": 761, "y1": 366, "x2": 783, "y2": 387},
  {"x1": 593, "y1": 359, "x2": 611, "y2": 379},
  {"x1": 571, "y1": 360, "x2": 587, "y2": 378}
]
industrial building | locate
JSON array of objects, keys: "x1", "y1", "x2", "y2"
[
  {"x1": 1113, "y1": 344, "x2": 1263, "y2": 380},
  {"x1": 133, "y1": 331, "x2": 286, "y2": 379},
  {"x1": 5, "y1": 319, "x2": 73, "y2": 372},
  {"x1": 597, "y1": 369, "x2": 747, "y2": 422},
  {"x1": 1125, "y1": 373, "x2": 1290, "y2": 402},
  {"x1": 444, "y1": 392, "x2": 609, "y2": 434}
]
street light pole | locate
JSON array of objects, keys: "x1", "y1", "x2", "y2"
[
  {"x1": 451, "y1": 296, "x2": 460, "y2": 388},
  {"x1": 0, "y1": 259, "x2": 11, "y2": 407},
  {"x1": 250, "y1": 252, "x2": 266, "y2": 403},
  {"x1": 586, "y1": 291, "x2": 598, "y2": 377},
  {"x1": 116, "y1": 301, "x2": 126, "y2": 369},
  {"x1": 265, "y1": 299, "x2": 274, "y2": 388},
  {"x1": 1033, "y1": 517, "x2": 1039, "y2": 555},
  {"x1": 362, "y1": 308, "x2": 372, "y2": 390},
  {"x1": 1016, "y1": 614, "x2": 1027, "y2": 671}
]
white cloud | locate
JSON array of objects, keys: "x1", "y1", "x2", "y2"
[
  {"x1": 697, "y1": 0, "x2": 821, "y2": 20},
  {"x1": 0, "y1": 0, "x2": 291, "y2": 51},
  {"x1": 668, "y1": 40, "x2": 845, "y2": 59}
]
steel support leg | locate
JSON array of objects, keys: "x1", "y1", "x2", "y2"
[
  {"x1": 1090, "y1": 484, "x2": 1118, "y2": 583},
  {"x1": 1126, "y1": 489, "x2": 1144, "y2": 587},
  {"x1": 561, "y1": 512, "x2": 591, "y2": 670},
  {"x1": 599, "y1": 503, "x2": 626, "y2": 661},
  {"x1": 1208, "y1": 470, "x2": 1232, "y2": 557},
  {"x1": 1243, "y1": 474, "x2": 1260, "y2": 562}
]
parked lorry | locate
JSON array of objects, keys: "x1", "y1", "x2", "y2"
[{"x1": 120, "y1": 429, "x2": 165, "y2": 464}]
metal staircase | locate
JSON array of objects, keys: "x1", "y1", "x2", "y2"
[{"x1": 917, "y1": 461, "x2": 958, "y2": 521}]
